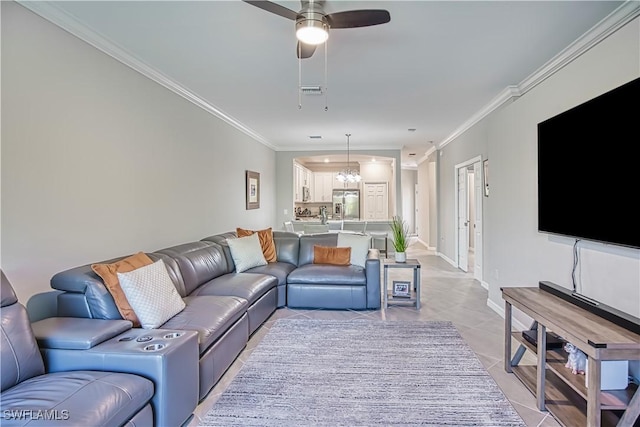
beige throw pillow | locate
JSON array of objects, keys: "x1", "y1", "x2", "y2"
[
  {"x1": 227, "y1": 233, "x2": 268, "y2": 273},
  {"x1": 117, "y1": 259, "x2": 185, "y2": 329},
  {"x1": 337, "y1": 233, "x2": 372, "y2": 268}
]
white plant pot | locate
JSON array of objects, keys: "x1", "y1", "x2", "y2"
[{"x1": 395, "y1": 251, "x2": 406, "y2": 263}]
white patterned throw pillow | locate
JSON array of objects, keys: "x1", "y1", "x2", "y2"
[
  {"x1": 117, "y1": 259, "x2": 185, "y2": 329},
  {"x1": 227, "y1": 232, "x2": 268, "y2": 273},
  {"x1": 337, "y1": 232, "x2": 372, "y2": 268}
]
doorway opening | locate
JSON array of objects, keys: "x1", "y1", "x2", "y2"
[{"x1": 454, "y1": 156, "x2": 483, "y2": 283}]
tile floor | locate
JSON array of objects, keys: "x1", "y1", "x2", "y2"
[{"x1": 188, "y1": 241, "x2": 561, "y2": 427}]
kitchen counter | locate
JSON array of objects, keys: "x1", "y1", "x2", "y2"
[{"x1": 288, "y1": 219, "x2": 393, "y2": 233}]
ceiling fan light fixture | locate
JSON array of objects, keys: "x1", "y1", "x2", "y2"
[{"x1": 296, "y1": 18, "x2": 329, "y2": 45}]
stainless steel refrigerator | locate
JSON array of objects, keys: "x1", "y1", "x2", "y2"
[{"x1": 332, "y1": 189, "x2": 360, "y2": 220}]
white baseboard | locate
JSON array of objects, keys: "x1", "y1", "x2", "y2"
[
  {"x1": 486, "y1": 298, "x2": 528, "y2": 332},
  {"x1": 438, "y1": 252, "x2": 456, "y2": 267}
]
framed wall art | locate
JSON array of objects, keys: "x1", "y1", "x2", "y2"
[{"x1": 246, "y1": 170, "x2": 260, "y2": 210}]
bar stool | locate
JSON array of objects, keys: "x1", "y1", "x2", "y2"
[{"x1": 368, "y1": 231, "x2": 388, "y2": 257}]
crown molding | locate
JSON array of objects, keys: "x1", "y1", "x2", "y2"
[
  {"x1": 18, "y1": 1, "x2": 640, "y2": 154},
  {"x1": 17, "y1": 1, "x2": 276, "y2": 150},
  {"x1": 439, "y1": 85, "x2": 521, "y2": 149},
  {"x1": 416, "y1": 146, "x2": 437, "y2": 166},
  {"x1": 519, "y1": 1, "x2": 640, "y2": 95},
  {"x1": 439, "y1": 1, "x2": 640, "y2": 150}
]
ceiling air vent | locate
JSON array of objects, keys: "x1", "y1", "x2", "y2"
[
  {"x1": 309, "y1": 135, "x2": 322, "y2": 139},
  {"x1": 300, "y1": 86, "x2": 323, "y2": 95}
]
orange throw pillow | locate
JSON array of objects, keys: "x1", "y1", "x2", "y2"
[
  {"x1": 313, "y1": 245, "x2": 351, "y2": 266},
  {"x1": 236, "y1": 227, "x2": 277, "y2": 263},
  {"x1": 91, "y1": 252, "x2": 153, "y2": 327}
]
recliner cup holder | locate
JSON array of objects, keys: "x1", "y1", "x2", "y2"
[
  {"x1": 143, "y1": 343, "x2": 166, "y2": 352},
  {"x1": 163, "y1": 332, "x2": 184, "y2": 339}
]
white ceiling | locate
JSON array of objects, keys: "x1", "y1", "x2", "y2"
[{"x1": 23, "y1": 1, "x2": 625, "y2": 167}]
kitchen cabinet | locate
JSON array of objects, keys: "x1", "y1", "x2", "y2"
[
  {"x1": 313, "y1": 172, "x2": 335, "y2": 202},
  {"x1": 293, "y1": 162, "x2": 312, "y2": 202}
]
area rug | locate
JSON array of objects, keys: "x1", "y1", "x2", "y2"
[{"x1": 200, "y1": 319, "x2": 525, "y2": 426}]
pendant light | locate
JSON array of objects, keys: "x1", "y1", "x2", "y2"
[{"x1": 336, "y1": 133, "x2": 361, "y2": 183}]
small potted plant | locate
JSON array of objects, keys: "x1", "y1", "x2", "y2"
[{"x1": 389, "y1": 216, "x2": 409, "y2": 262}]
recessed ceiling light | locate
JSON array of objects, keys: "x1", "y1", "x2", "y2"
[
  {"x1": 372, "y1": 158, "x2": 376, "y2": 162},
  {"x1": 324, "y1": 158, "x2": 329, "y2": 163}
]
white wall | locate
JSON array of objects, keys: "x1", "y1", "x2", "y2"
[
  {"x1": 486, "y1": 17, "x2": 640, "y2": 319},
  {"x1": 1, "y1": 3, "x2": 276, "y2": 303},
  {"x1": 416, "y1": 154, "x2": 437, "y2": 249},
  {"x1": 437, "y1": 16, "x2": 640, "y2": 321},
  {"x1": 401, "y1": 169, "x2": 416, "y2": 234}
]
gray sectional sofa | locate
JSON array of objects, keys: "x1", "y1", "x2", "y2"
[{"x1": 21, "y1": 230, "x2": 381, "y2": 426}]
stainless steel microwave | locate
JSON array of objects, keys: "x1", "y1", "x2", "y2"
[{"x1": 302, "y1": 186, "x2": 310, "y2": 202}]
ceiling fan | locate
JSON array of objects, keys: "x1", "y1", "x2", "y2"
[{"x1": 243, "y1": 0, "x2": 391, "y2": 59}]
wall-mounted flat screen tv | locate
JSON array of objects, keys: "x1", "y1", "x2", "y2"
[{"x1": 537, "y1": 77, "x2": 639, "y2": 249}]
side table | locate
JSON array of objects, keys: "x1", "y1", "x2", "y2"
[{"x1": 383, "y1": 258, "x2": 421, "y2": 309}]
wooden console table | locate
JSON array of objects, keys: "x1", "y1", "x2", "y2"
[{"x1": 502, "y1": 287, "x2": 640, "y2": 427}]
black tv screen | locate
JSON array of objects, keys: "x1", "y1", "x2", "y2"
[{"x1": 537, "y1": 77, "x2": 640, "y2": 249}]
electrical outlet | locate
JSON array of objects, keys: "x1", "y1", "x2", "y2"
[
  {"x1": 495, "y1": 269, "x2": 499, "y2": 280},
  {"x1": 284, "y1": 209, "x2": 288, "y2": 215}
]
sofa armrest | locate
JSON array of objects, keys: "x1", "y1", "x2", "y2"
[
  {"x1": 31, "y1": 317, "x2": 132, "y2": 350},
  {"x1": 365, "y1": 249, "x2": 381, "y2": 309}
]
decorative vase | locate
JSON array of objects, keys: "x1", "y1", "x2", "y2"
[{"x1": 395, "y1": 251, "x2": 406, "y2": 263}]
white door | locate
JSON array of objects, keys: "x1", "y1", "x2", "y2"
[
  {"x1": 457, "y1": 167, "x2": 469, "y2": 272},
  {"x1": 364, "y1": 183, "x2": 388, "y2": 220},
  {"x1": 473, "y1": 161, "x2": 483, "y2": 281}
]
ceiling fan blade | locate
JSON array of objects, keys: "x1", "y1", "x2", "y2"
[
  {"x1": 326, "y1": 10, "x2": 390, "y2": 29},
  {"x1": 243, "y1": 1, "x2": 298, "y2": 20},
  {"x1": 297, "y1": 42, "x2": 317, "y2": 59}
]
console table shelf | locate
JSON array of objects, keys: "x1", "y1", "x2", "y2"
[
  {"x1": 511, "y1": 332, "x2": 638, "y2": 411},
  {"x1": 502, "y1": 287, "x2": 640, "y2": 427}
]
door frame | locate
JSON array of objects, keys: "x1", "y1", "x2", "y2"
[{"x1": 454, "y1": 156, "x2": 483, "y2": 278}]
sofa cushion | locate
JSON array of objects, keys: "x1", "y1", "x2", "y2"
[
  {"x1": 244, "y1": 262, "x2": 297, "y2": 286},
  {"x1": 91, "y1": 252, "x2": 153, "y2": 327},
  {"x1": 160, "y1": 295, "x2": 248, "y2": 353},
  {"x1": 155, "y1": 242, "x2": 228, "y2": 296},
  {"x1": 287, "y1": 264, "x2": 367, "y2": 285},
  {"x1": 192, "y1": 273, "x2": 277, "y2": 306},
  {"x1": 227, "y1": 233, "x2": 267, "y2": 273},
  {"x1": 0, "y1": 371, "x2": 153, "y2": 427},
  {"x1": 117, "y1": 260, "x2": 185, "y2": 329},
  {"x1": 1, "y1": 299, "x2": 45, "y2": 392},
  {"x1": 313, "y1": 245, "x2": 351, "y2": 266},
  {"x1": 237, "y1": 227, "x2": 277, "y2": 262},
  {"x1": 337, "y1": 232, "x2": 372, "y2": 268},
  {"x1": 298, "y1": 233, "x2": 338, "y2": 266}
]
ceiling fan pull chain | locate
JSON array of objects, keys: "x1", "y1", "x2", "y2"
[
  {"x1": 298, "y1": 44, "x2": 302, "y2": 110},
  {"x1": 324, "y1": 38, "x2": 328, "y2": 111}
]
